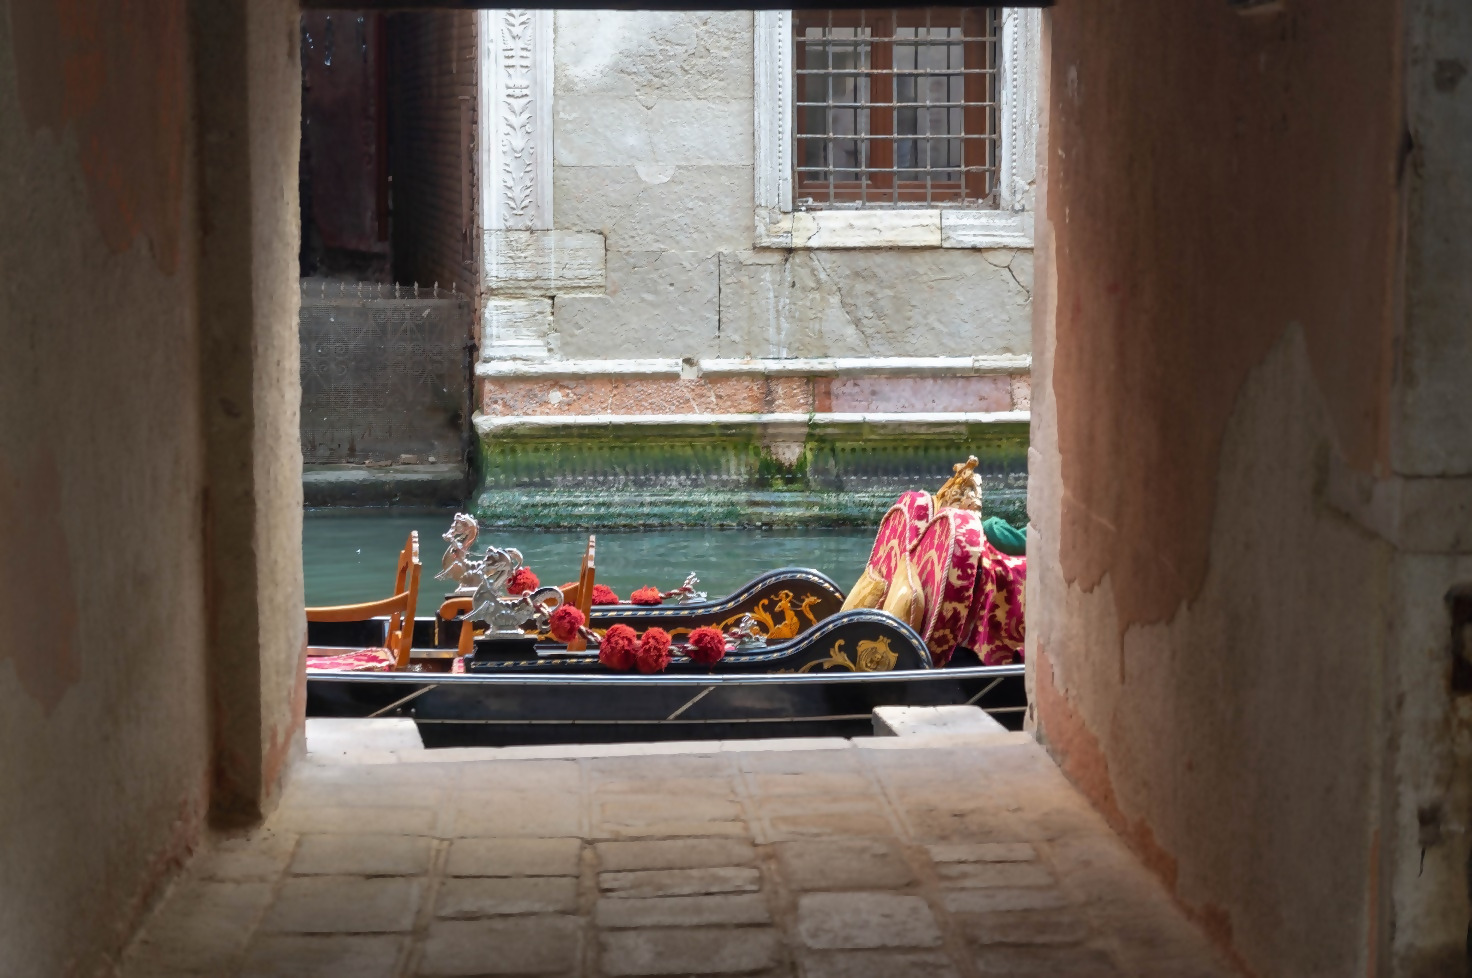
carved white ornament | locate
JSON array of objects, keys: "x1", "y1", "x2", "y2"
[{"x1": 479, "y1": 9, "x2": 552, "y2": 233}]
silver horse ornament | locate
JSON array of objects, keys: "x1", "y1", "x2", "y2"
[
  {"x1": 437, "y1": 513, "x2": 484, "y2": 592},
  {"x1": 436, "y1": 515, "x2": 564, "y2": 637}
]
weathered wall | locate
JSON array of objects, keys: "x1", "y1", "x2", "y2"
[
  {"x1": 0, "y1": 2, "x2": 208, "y2": 972},
  {"x1": 547, "y1": 11, "x2": 1032, "y2": 363},
  {"x1": 389, "y1": 10, "x2": 478, "y2": 294},
  {"x1": 1032, "y1": 0, "x2": 1472, "y2": 974},
  {"x1": 196, "y1": 0, "x2": 307, "y2": 825},
  {"x1": 1028, "y1": 2, "x2": 1414, "y2": 976},
  {"x1": 1378, "y1": 1, "x2": 1472, "y2": 973},
  {"x1": 0, "y1": 0, "x2": 305, "y2": 971}
]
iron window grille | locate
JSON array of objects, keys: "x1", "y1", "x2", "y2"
[{"x1": 793, "y1": 7, "x2": 1001, "y2": 209}]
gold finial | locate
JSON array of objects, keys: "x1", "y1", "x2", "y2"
[{"x1": 934, "y1": 456, "x2": 983, "y2": 512}]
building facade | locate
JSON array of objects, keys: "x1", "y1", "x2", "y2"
[{"x1": 473, "y1": 8, "x2": 1041, "y2": 525}]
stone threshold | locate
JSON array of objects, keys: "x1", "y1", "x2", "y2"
[{"x1": 304, "y1": 717, "x2": 1030, "y2": 766}]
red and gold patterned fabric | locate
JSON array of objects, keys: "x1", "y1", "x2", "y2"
[
  {"x1": 841, "y1": 491, "x2": 935, "y2": 611},
  {"x1": 907, "y1": 509, "x2": 986, "y2": 667},
  {"x1": 304, "y1": 648, "x2": 396, "y2": 672},
  {"x1": 961, "y1": 543, "x2": 1027, "y2": 665}
]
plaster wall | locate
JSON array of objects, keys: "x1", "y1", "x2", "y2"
[
  {"x1": 1031, "y1": 0, "x2": 1472, "y2": 973},
  {"x1": 547, "y1": 11, "x2": 1032, "y2": 363},
  {"x1": 195, "y1": 0, "x2": 307, "y2": 824},
  {"x1": 0, "y1": 1, "x2": 305, "y2": 971},
  {"x1": 0, "y1": 3, "x2": 208, "y2": 973},
  {"x1": 1025, "y1": 2, "x2": 1430, "y2": 975}
]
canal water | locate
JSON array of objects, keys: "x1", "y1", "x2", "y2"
[{"x1": 304, "y1": 510, "x2": 874, "y2": 607}]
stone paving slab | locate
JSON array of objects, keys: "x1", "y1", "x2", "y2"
[
  {"x1": 259, "y1": 877, "x2": 424, "y2": 934},
  {"x1": 445, "y1": 837, "x2": 583, "y2": 877},
  {"x1": 436, "y1": 876, "x2": 581, "y2": 917},
  {"x1": 595, "y1": 837, "x2": 757, "y2": 872},
  {"x1": 121, "y1": 731, "x2": 1239, "y2": 978},
  {"x1": 290, "y1": 833, "x2": 435, "y2": 877},
  {"x1": 595, "y1": 893, "x2": 773, "y2": 929},
  {"x1": 238, "y1": 934, "x2": 408, "y2": 978},
  {"x1": 599, "y1": 926, "x2": 781, "y2": 975},
  {"x1": 773, "y1": 838, "x2": 915, "y2": 890},
  {"x1": 795, "y1": 892, "x2": 944, "y2": 949},
  {"x1": 797, "y1": 948, "x2": 962, "y2": 978},
  {"x1": 417, "y1": 916, "x2": 582, "y2": 976},
  {"x1": 599, "y1": 866, "x2": 762, "y2": 899}
]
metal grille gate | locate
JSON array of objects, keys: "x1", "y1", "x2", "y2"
[{"x1": 299, "y1": 279, "x2": 475, "y2": 466}]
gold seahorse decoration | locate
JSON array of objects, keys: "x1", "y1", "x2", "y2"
[
  {"x1": 798, "y1": 636, "x2": 898, "y2": 673},
  {"x1": 720, "y1": 591, "x2": 823, "y2": 640}
]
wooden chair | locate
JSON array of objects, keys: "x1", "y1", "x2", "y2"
[
  {"x1": 438, "y1": 594, "x2": 479, "y2": 659},
  {"x1": 306, "y1": 531, "x2": 421, "y2": 671}
]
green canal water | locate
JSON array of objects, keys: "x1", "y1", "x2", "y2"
[{"x1": 303, "y1": 510, "x2": 874, "y2": 607}]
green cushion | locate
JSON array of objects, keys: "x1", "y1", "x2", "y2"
[{"x1": 983, "y1": 516, "x2": 1026, "y2": 556}]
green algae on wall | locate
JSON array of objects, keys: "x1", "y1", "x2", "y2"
[{"x1": 474, "y1": 419, "x2": 1028, "y2": 528}]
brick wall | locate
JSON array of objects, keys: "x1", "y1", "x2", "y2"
[{"x1": 387, "y1": 11, "x2": 477, "y2": 295}]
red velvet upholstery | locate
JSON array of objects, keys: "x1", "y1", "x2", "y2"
[
  {"x1": 961, "y1": 544, "x2": 1028, "y2": 665},
  {"x1": 305, "y1": 648, "x2": 396, "y2": 672},
  {"x1": 867, "y1": 490, "x2": 934, "y2": 585},
  {"x1": 907, "y1": 508, "x2": 986, "y2": 666}
]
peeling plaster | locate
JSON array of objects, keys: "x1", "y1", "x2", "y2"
[{"x1": 1049, "y1": 0, "x2": 1399, "y2": 631}]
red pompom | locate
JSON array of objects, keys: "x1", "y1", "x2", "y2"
[
  {"x1": 507, "y1": 567, "x2": 540, "y2": 595},
  {"x1": 630, "y1": 586, "x2": 663, "y2": 606},
  {"x1": 599, "y1": 624, "x2": 638, "y2": 670},
  {"x1": 685, "y1": 627, "x2": 727, "y2": 666},
  {"x1": 635, "y1": 628, "x2": 672, "y2": 674},
  {"x1": 592, "y1": 584, "x2": 621, "y2": 605},
  {"x1": 548, "y1": 604, "x2": 585, "y2": 643}
]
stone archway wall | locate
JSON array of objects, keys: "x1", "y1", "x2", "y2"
[
  {"x1": 1029, "y1": 2, "x2": 1472, "y2": 976},
  {"x1": 0, "y1": 1, "x2": 305, "y2": 973}
]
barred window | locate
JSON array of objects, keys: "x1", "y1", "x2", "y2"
[{"x1": 794, "y1": 8, "x2": 1001, "y2": 209}]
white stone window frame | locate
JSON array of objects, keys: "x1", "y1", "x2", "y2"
[{"x1": 754, "y1": 7, "x2": 1039, "y2": 250}]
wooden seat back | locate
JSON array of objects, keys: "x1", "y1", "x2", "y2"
[
  {"x1": 559, "y1": 534, "x2": 596, "y2": 652},
  {"x1": 438, "y1": 595, "x2": 478, "y2": 658},
  {"x1": 305, "y1": 531, "x2": 421, "y2": 670}
]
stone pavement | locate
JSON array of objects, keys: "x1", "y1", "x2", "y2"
[{"x1": 119, "y1": 720, "x2": 1236, "y2": 977}]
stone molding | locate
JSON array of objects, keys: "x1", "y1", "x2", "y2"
[
  {"x1": 475, "y1": 410, "x2": 1030, "y2": 436},
  {"x1": 481, "y1": 297, "x2": 554, "y2": 360},
  {"x1": 475, "y1": 355, "x2": 1032, "y2": 379},
  {"x1": 478, "y1": 9, "x2": 553, "y2": 234},
  {"x1": 482, "y1": 229, "x2": 606, "y2": 298},
  {"x1": 753, "y1": 8, "x2": 1038, "y2": 250},
  {"x1": 754, "y1": 10, "x2": 794, "y2": 215}
]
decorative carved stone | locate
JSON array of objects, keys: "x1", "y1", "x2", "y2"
[
  {"x1": 483, "y1": 230, "x2": 606, "y2": 297},
  {"x1": 478, "y1": 9, "x2": 552, "y2": 234}
]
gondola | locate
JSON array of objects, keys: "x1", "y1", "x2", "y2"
[
  {"x1": 308, "y1": 608, "x2": 1025, "y2": 746},
  {"x1": 304, "y1": 457, "x2": 1029, "y2": 746}
]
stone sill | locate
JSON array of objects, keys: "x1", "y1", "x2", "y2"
[
  {"x1": 474, "y1": 410, "x2": 1029, "y2": 437},
  {"x1": 754, "y1": 207, "x2": 1033, "y2": 250},
  {"x1": 476, "y1": 355, "x2": 1032, "y2": 380}
]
